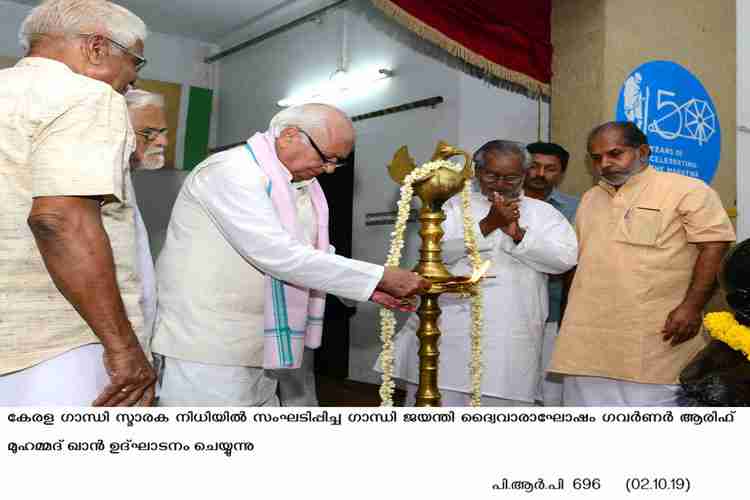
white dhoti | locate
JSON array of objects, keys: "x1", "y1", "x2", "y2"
[
  {"x1": 562, "y1": 375, "x2": 680, "y2": 406},
  {"x1": 537, "y1": 321, "x2": 564, "y2": 406},
  {"x1": 0, "y1": 344, "x2": 108, "y2": 406},
  {"x1": 156, "y1": 355, "x2": 279, "y2": 407},
  {"x1": 275, "y1": 347, "x2": 318, "y2": 406}
]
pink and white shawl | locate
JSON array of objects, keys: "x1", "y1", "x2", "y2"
[{"x1": 246, "y1": 131, "x2": 328, "y2": 369}]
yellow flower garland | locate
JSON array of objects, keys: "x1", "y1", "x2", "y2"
[
  {"x1": 379, "y1": 160, "x2": 484, "y2": 406},
  {"x1": 703, "y1": 312, "x2": 750, "y2": 361}
]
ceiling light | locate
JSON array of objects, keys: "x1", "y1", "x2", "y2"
[{"x1": 278, "y1": 67, "x2": 394, "y2": 107}]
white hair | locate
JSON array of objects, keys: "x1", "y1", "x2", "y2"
[
  {"x1": 268, "y1": 103, "x2": 352, "y2": 140},
  {"x1": 472, "y1": 140, "x2": 532, "y2": 171},
  {"x1": 19, "y1": 0, "x2": 148, "y2": 52},
  {"x1": 125, "y1": 89, "x2": 165, "y2": 111}
]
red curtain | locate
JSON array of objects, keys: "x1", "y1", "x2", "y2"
[{"x1": 372, "y1": 0, "x2": 552, "y2": 95}]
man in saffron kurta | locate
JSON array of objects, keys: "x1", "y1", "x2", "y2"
[
  {"x1": 550, "y1": 122, "x2": 735, "y2": 406},
  {"x1": 153, "y1": 104, "x2": 429, "y2": 406}
]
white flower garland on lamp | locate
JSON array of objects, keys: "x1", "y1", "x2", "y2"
[
  {"x1": 460, "y1": 182, "x2": 484, "y2": 407},
  {"x1": 379, "y1": 160, "x2": 485, "y2": 406}
]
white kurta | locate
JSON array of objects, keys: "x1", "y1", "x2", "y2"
[
  {"x1": 391, "y1": 192, "x2": 577, "y2": 402},
  {"x1": 153, "y1": 144, "x2": 384, "y2": 367},
  {"x1": 125, "y1": 173, "x2": 157, "y2": 353}
]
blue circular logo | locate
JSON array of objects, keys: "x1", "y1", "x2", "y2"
[{"x1": 615, "y1": 60, "x2": 721, "y2": 183}]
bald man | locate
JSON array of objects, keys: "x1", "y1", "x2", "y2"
[{"x1": 152, "y1": 103, "x2": 430, "y2": 406}]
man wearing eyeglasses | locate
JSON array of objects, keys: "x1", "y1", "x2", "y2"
[
  {"x1": 0, "y1": 0, "x2": 155, "y2": 406},
  {"x1": 122, "y1": 89, "x2": 169, "y2": 366},
  {"x1": 152, "y1": 103, "x2": 431, "y2": 406},
  {"x1": 127, "y1": 90, "x2": 168, "y2": 171},
  {"x1": 390, "y1": 140, "x2": 578, "y2": 406}
]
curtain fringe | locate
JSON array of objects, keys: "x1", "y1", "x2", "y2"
[{"x1": 371, "y1": 0, "x2": 550, "y2": 97}]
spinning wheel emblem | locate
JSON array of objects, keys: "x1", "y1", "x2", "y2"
[{"x1": 647, "y1": 91, "x2": 716, "y2": 146}]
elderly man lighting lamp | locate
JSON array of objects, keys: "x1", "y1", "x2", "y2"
[{"x1": 152, "y1": 103, "x2": 430, "y2": 406}]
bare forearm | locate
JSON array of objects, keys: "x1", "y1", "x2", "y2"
[
  {"x1": 681, "y1": 242, "x2": 730, "y2": 310},
  {"x1": 28, "y1": 197, "x2": 139, "y2": 352}
]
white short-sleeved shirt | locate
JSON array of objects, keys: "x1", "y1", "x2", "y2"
[{"x1": 0, "y1": 57, "x2": 143, "y2": 375}]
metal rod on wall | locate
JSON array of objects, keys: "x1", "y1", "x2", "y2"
[
  {"x1": 205, "y1": 0, "x2": 351, "y2": 64},
  {"x1": 209, "y1": 96, "x2": 444, "y2": 153},
  {"x1": 537, "y1": 93, "x2": 543, "y2": 141}
]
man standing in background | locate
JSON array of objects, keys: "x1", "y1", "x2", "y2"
[
  {"x1": 524, "y1": 141, "x2": 579, "y2": 406},
  {"x1": 0, "y1": 0, "x2": 155, "y2": 406},
  {"x1": 125, "y1": 89, "x2": 169, "y2": 349}
]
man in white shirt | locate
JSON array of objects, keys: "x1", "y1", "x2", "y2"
[
  {"x1": 0, "y1": 0, "x2": 155, "y2": 406},
  {"x1": 391, "y1": 140, "x2": 578, "y2": 406},
  {"x1": 153, "y1": 103, "x2": 430, "y2": 406}
]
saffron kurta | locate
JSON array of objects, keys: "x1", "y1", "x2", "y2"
[{"x1": 550, "y1": 167, "x2": 736, "y2": 384}]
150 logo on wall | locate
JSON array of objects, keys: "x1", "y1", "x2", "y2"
[{"x1": 616, "y1": 60, "x2": 721, "y2": 183}]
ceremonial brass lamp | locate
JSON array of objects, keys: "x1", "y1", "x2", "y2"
[{"x1": 387, "y1": 141, "x2": 480, "y2": 407}]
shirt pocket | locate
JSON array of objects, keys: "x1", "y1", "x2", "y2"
[{"x1": 616, "y1": 206, "x2": 662, "y2": 246}]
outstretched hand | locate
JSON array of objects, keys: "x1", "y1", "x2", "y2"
[
  {"x1": 377, "y1": 267, "x2": 431, "y2": 298},
  {"x1": 371, "y1": 290, "x2": 418, "y2": 312}
]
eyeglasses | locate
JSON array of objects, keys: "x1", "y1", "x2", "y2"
[
  {"x1": 79, "y1": 33, "x2": 147, "y2": 72},
  {"x1": 296, "y1": 128, "x2": 346, "y2": 168},
  {"x1": 134, "y1": 127, "x2": 168, "y2": 142},
  {"x1": 479, "y1": 171, "x2": 524, "y2": 183}
]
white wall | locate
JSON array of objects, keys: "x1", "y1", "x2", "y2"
[
  {"x1": 737, "y1": 0, "x2": 749, "y2": 240},
  {"x1": 0, "y1": 0, "x2": 27, "y2": 57},
  {"x1": 457, "y1": 73, "x2": 550, "y2": 153},
  {"x1": 0, "y1": 1, "x2": 218, "y2": 83},
  {"x1": 217, "y1": 0, "x2": 548, "y2": 385}
]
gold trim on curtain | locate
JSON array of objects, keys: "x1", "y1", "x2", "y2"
[{"x1": 371, "y1": 0, "x2": 550, "y2": 96}]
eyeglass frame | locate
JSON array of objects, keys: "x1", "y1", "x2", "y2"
[
  {"x1": 134, "y1": 127, "x2": 168, "y2": 142},
  {"x1": 478, "y1": 170, "x2": 525, "y2": 184},
  {"x1": 295, "y1": 128, "x2": 346, "y2": 168},
  {"x1": 78, "y1": 33, "x2": 147, "y2": 72}
]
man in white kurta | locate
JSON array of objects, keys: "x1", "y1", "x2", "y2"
[
  {"x1": 125, "y1": 89, "x2": 169, "y2": 352},
  {"x1": 391, "y1": 140, "x2": 578, "y2": 406},
  {"x1": 153, "y1": 104, "x2": 430, "y2": 406}
]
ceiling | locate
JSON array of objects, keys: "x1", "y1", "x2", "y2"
[{"x1": 12, "y1": 0, "x2": 335, "y2": 43}]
